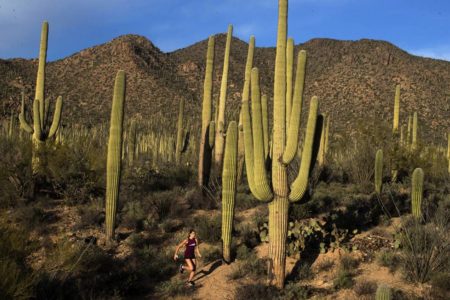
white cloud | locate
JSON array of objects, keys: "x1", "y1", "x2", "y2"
[{"x1": 409, "y1": 45, "x2": 450, "y2": 62}]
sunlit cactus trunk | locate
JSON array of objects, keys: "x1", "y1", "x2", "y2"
[
  {"x1": 411, "y1": 168, "x2": 423, "y2": 219},
  {"x1": 392, "y1": 84, "x2": 400, "y2": 134},
  {"x1": 214, "y1": 25, "x2": 233, "y2": 172},
  {"x1": 221, "y1": 121, "x2": 238, "y2": 263},
  {"x1": 198, "y1": 36, "x2": 215, "y2": 187},
  {"x1": 447, "y1": 132, "x2": 450, "y2": 174},
  {"x1": 105, "y1": 70, "x2": 126, "y2": 241},
  {"x1": 412, "y1": 112, "x2": 418, "y2": 150}
]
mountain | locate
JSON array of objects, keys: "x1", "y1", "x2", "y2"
[{"x1": 1, "y1": 34, "x2": 449, "y2": 138}]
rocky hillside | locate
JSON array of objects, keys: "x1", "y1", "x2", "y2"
[{"x1": 1, "y1": 34, "x2": 449, "y2": 137}]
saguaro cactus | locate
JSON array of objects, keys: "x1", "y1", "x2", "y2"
[
  {"x1": 237, "y1": 36, "x2": 256, "y2": 184},
  {"x1": 19, "y1": 21, "x2": 63, "y2": 174},
  {"x1": 175, "y1": 98, "x2": 185, "y2": 164},
  {"x1": 105, "y1": 70, "x2": 126, "y2": 241},
  {"x1": 214, "y1": 25, "x2": 233, "y2": 172},
  {"x1": 285, "y1": 38, "x2": 294, "y2": 130},
  {"x1": 447, "y1": 132, "x2": 450, "y2": 174},
  {"x1": 376, "y1": 284, "x2": 392, "y2": 300},
  {"x1": 198, "y1": 36, "x2": 215, "y2": 187},
  {"x1": 392, "y1": 84, "x2": 400, "y2": 134},
  {"x1": 375, "y1": 149, "x2": 383, "y2": 194},
  {"x1": 406, "y1": 114, "x2": 412, "y2": 146},
  {"x1": 242, "y1": 2, "x2": 321, "y2": 285},
  {"x1": 221, "y1": 121, "x2": 238, "y2": 263},
  {"x1": 411, "y1": 168, "x2": 424, "y2": 219},
  {"x1": 412, "y1": 112, "x2": 418, "y2": 150}
]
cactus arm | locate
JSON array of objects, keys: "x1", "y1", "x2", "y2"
[
  {"x1": 282, "y1": 50, "x2": 306, "y2": 164},
  {"x1": 35, "y1": 21, "x2": 48, "y2": 129},
  {"x1": 261, "y1": 94, "x2": 269, "y2": 160},
  {"x1": 289, "y1": 96, "x2": 319, "y2": 202},
  {"x1": 32, "y1": 99, "x2": 43, "y2": 141},
  {"x1": 105, "y1": 70, "x2": 126, "y2": 240},
  {"x1": 324, "y1": 115, "x2": 330, "y2": 154},
  {"x1": 209, "y1": 121, "x2": 215, "y2": 149},
  {"x1": 19, "y1": 92, "x2": 34, "y2": 134},
  {"x1": 221, "y1": 121, "x2": 238, "y2": 263},
  {"x1": 250, "y1": 68, "x2": 273, "y2": 201},
  {"x1": 285, "y1": 38, "x2": 294, "y2": 131},
  {"x1": 411, "y1": 168, "x2": 424, "y2": 219},
  {"x1": 214, "y1": 24, "x2": 233, "y2": 169},
  {"x1": 375, "y1": 149, "x2": 383, "y2": 194},
  {"x1": 48, "y1": 95, "x2": 63, "y2": 138}
]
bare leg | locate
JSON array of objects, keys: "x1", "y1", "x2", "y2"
[{"x1": 186, "y1": 259, "x2": 196, "y2": 282}]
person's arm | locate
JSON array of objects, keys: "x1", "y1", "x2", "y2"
[
  {"x1": 174, "y1": 239, "x2": 187, "y2": 260},
  {"x1": 195, "y1": 238, "x2": 202, "y2": 258}
]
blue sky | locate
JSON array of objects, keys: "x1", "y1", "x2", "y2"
[{"x1": 0, "y1": 0, "x2": 449, "y2": 61}]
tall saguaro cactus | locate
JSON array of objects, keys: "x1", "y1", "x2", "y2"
[
  {"x1": 105, "y1": 70, "x2": 126, "y2": 241},
  {"x1": 285, "y1": 38, "x2": 294, "y2": 130},
  {"x1": 392, "y1": 84, "x2": 400, "y2": 134},
  {"x1": 198, "y1": 36, "x2": 215, "y2": 187},
  {"x1": 19, "y1": 21, "x2": 63, "y2": 174},
  {"x1": 221, "y1": 121, "x2": 238, "y2": 263},
  {"x1": 375, "y1": 149, "x2": 383, "y2": 194},
  {"x1": 412, "y1": 112, "x2": 418, "y2": 149},
  {"x1": 214, "y1": 25, "x2": 233, "y2": 171},
  {"x1": 411, "y1": 168, "x2": 424, "y2": 219},
  {"x1": 447, "y1": 132, "x2": 450, "y2": 174},
  {"x1": 175, "y1": 98, "x2": 185, "y2": 164},
  {"x1": 242, "y1": 0, "x2": 321, "y2": 286}
]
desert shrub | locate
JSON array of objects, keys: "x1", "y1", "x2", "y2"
[
  {"x1": 75, "y1": 197, "x2": 104, "y2": 230},
  {"x1": 0, "y1": 136, "x2": 33, "y2": 207},
  {"x1": 235, "y1": 282, "x2": 309, "y2": 300},
  {"x1": 353, "y1": 279, "x2": 377, "y2": 297},
  {"x1": 238, "y1": 224, "x2": 260, "y2": 249},
  {"x1": 315, "y1": 258, "x2": 334, "y2": 272},
  {"x1": 188, "y1": 214, "x2": 221, "y2": 243},
  {"x1": 429, "y1": 272, "x2": 450, "y2": 299},
  {"x1": 202, "y1": 246, "x2": 222, "y2": 264},
  {"x1": 399, "y1": 216, "x2": 449, "y2": 283},
  {"x1": 144, "y1": 188, "x2": 184, "y2": 221},
  {"x1": 376, "y1": 249, "x2": 399, "y2": 271},
  {"x1": 340, "y1": 254, "x2": 359, "y2": 272},
  {"x1": 333, "y1": 268, "x2": 354, "y2": 290},
  {"x1": 236, "y1": 190, "x2": 260, "y2": 210},
  {"x1": 228, "y1": 248, "x2": 267, "y2": 280},
  {"x1": 133, "y1": 245, "x2": 174, "y2": 280},
  {"x1": 0, "y1": 222, "x2": 36, "y2": 300},
  {"x1": 121, "y1": 200, "x2": 146, "y2": 230},
  {"x1": 47, "y1": 141, "x2": 105, "y2": 204},
  {"x1": 288, "y1": 261, "x2": 313, "y2": 281},
  {"x1": 11, "y1": 203, "x2": 48, "y2": 231},
  {"x1": 155, "y1": 278, "x2": 195, "y2": 298}
]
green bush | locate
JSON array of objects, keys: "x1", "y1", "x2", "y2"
[
  {"x1": 188, "y1": 214, "x2": 221, "y2": 243},
  {"x1": 155, "y1": 278, "x2": 195, "y2": 298},
  {"x1": 376, "y1": 249, "x2": 399, "y2": 271}
]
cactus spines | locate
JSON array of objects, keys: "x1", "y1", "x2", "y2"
[
  {"x1": 221, "y1": 121, "x2": 238, "y2": 264},
  {"x1": 285, "y1": 37, "x2": 294, "y2": 130},
  {"x1": 376, "y1": 284, "x2": 392, "y2": 300},
  {"x1": 411, "y1": 168, "x2": 424, "y2": 219},
  {"x1": 412, "y1": 112, "x2": 418, "y2": 149},
  {"x1": 375, "y1": 149, "x2": 383, "y2": 194},
  {"x1": 175, "y1": 98, "x2": 185, "y2": 164},
  {"x1": 105, "y1": 70, "x2": 126, "y2": 241},
  {"x1": 198, "y1": 35, "x2": 215, "y2": 187},
  {"x1": 214, "y1": 24, "x2": 233, "y2": 171},
  {"x1": 392, "y1": 84, "x2": 400, "y2": 134}
]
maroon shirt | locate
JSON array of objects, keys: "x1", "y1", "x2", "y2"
[{"x1": 184, "y1": 238, "x2": 197, "y2": 259}]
